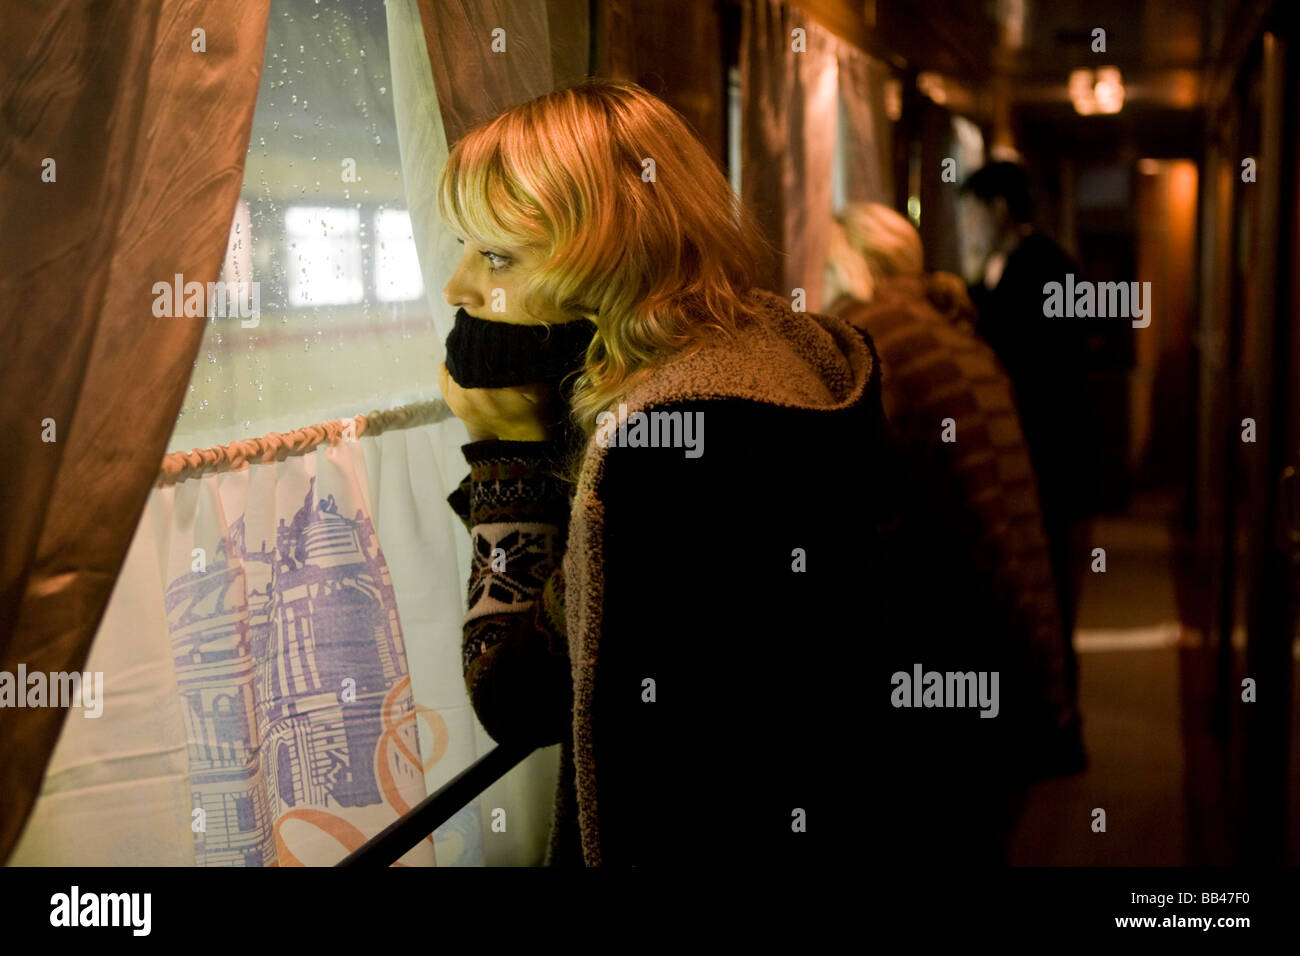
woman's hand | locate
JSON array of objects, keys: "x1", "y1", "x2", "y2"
[{"x1": 439, "y1": 362, "x2": 556, "y2": 442}]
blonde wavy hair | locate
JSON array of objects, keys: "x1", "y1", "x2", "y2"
[
  {"x1": 438, "y1": 79, "x2": 771, "y2": 478},
  {"x1": 825, "y1": 202, "x2": 925, "y2": 304}
]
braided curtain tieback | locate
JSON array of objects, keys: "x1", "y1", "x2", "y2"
[{"x1": 156, "y1": 399, "x2": 454, "y2": 487}]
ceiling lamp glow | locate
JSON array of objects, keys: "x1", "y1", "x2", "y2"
[{"x1": 1069, "y1": 66, "x2": 1125, "y2": 115}]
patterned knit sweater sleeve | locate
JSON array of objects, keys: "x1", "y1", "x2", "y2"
[{"x1": 446, "y1": 438, "x2": 573, "y2": 749}]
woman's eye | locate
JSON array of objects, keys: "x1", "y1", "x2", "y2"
[{"x1": 481, "y1": 251, "x2": 510, "y2": 271}]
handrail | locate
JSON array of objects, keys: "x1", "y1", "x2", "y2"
[{"x1": 336, "y1": 740, "x2": 537, "y2": 866}]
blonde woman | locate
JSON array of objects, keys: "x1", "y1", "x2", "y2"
[{"x1": 437, "y1": 80, "x2": 887, "y2": 867}]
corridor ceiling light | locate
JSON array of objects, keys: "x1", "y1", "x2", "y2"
[
  {"x1": 1069, "y1": 66, "x2": 1125, "y2": 115},
  {"x1": 1069, "y1": 69, "x2": 1097, "y2": 114},
  {"x1": 1094, "y1": 67, "x2": 1125, "y2": 113}
]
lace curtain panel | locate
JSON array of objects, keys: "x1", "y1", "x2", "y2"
[{"x1": 10, "y1": 418, "x2": 562, "y2": 865}]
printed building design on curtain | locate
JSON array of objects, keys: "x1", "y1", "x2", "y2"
[{"x1": 164, "y1": 478, "x2": 419, "y2": 866}]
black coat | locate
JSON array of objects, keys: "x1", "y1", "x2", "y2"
[{"x1": 453, "y1": 289, "x2": 1024, "y2": 867}]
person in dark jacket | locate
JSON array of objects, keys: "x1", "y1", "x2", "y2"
[
  {"x1": 959, "y1": 162, "x2": 1097, "y2": 752},
  {"x1": 435, "y1": 80, "x2": 893, "y2": 866},
  {"x1": 826, "y1": 203, "x2": 1087, "y2": 861}
]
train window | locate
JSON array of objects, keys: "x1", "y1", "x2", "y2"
[
  {"x1": 284, "y1": 206, "x2": 364, "y2": 307},
  {"x1": 168, "y1": 0, "x2": 439, "y2": 454}
]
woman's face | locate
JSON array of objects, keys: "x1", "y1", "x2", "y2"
[{"x1": 442, "y1": 235, "x2": 570, "y2": 325}]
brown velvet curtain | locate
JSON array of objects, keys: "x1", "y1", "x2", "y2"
[
  {"x1": 740, "y1": 0, "x2": 840, "y2": 313},
  {"x1": 0, "y1": 0, "x2": 270, "y2": 863},
  {"x1": 739, "y1": 0, "x2": 894, "y2": 312},
  {"x1": 837, "y1": 40, "x2": 894, "y2": 207},
  {"x1": 415, "y1": 0, "x2": 590, "y2": 146}
]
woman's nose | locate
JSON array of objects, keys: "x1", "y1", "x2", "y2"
[{"x1": 442, "y1": 250, "x2": 482, "y2": 309}]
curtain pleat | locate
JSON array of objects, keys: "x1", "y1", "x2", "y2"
[
  {"x1": 416, "y1": 0, "x2": 567, "y2": 146},
  {"x1": 546, "y1": 0, "x2": 593, "y2": 91},
  {"x1": 740, "y1": 0, "x2": 839, "y2": 313},
  {"x1": 837, "y1": 42, "x2": 895, "y2": 206},
  {"x1": 739, "y1": 0, "x2": 894, "y2": 313},
  {"x1": 0, "y1": 0, "x2": 271, "y2": 863}
]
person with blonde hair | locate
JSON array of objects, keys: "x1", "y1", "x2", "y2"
[
  {"x1": 828, "y1": 201, "x2": 1087, "y2": 861},
  {"x1": 436, "y1": 80, "x2": 889, "y2": 866},
  {"x1": 825, "y1": 201, "x2": 925, "y2": 303}
]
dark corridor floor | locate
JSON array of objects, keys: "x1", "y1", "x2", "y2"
[{"x1": 1007, "y1": 487, "x2": 1300, "y2": 865}]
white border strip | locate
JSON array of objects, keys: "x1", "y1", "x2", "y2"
[
  {"x1": 1073, "y1": 623, "x2": 1299, "y2": 658},
  {"x1": 1073, "y1": 622, "x2": 1185, "y2": 652}
]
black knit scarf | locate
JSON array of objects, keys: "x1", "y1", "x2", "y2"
[{"x1": 444, "y1": 307, "x2": 597, "y2": 399}]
